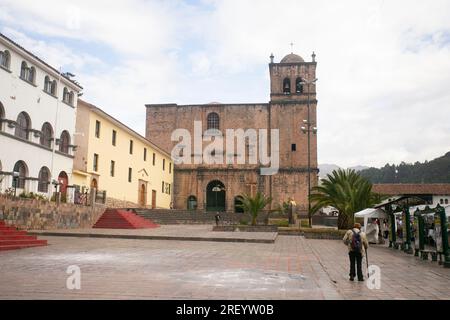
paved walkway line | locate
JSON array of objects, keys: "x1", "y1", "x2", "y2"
[{"x1": 28, "y1": 231, "x2": 277, "y2": 244}]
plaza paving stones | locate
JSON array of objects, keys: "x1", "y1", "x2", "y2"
[
  {"x1": 28, "y1": 225, "x2": 277, "y2": 243},
  {"x1": 0, "y1": 235, "x2": 449, "y2": 300}
]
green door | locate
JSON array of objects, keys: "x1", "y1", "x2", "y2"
[{"x1": 206, "y1": 180, "x2": 225, "y2": 212}]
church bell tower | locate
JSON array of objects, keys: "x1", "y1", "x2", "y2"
[{"x1": 267, "y1": 51, "x2": 318, "y2": 215}]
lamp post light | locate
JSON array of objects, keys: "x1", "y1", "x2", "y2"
[
  {"x1": 300, "y1": 75, "x2": 318, "y2": 228},
  {"x1": 52, "y1": 179, "x2": 60, "y2": 204},
  {"x1": 12, "y1": 171, "x2": 19, "y2": 198}
]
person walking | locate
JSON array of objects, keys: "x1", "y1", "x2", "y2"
[{"x1": 343, "y1": 223, "x2": 369, "y2": 281}]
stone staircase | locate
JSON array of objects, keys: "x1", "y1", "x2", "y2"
[
  {"x1": 0, "y1": 220, "x2": 47, "y2": 251},
  {"x1": 133, "y1": 209, "x2": 270, "y2": 225}
]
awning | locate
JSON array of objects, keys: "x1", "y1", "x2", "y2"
[{"x1": 354, "y1": 208, "x2": 388, "y2": 219}]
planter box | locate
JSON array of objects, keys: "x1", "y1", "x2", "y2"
[
  {"x1": 278, "y1": 227, "x2": 346, "y2": 240},
  {"x1": 213, "y1": 225, "x2": 278, "y2": 232}
]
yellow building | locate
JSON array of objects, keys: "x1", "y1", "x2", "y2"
[{"x1": 73, "y1": 100, "x2": 173, "y2": 209}]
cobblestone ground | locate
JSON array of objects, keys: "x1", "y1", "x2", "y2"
[{"x1": 0, "y1": 235, "x2": 449, "y2": 300}]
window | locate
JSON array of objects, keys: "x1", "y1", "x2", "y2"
[
  {"x1": 29, "y1": 67, "x2": 36, "y2": 83},
  {"x1": 0, "y1": 50, "x2": 11, "y2": 69},
  {"x1": 0, "y1": 102, "x2": 4, "y2": 131},
  {"x1": 168, "y1": 184, "x2": 171, "y2": 195},
  {"x1": 296, "y1": 78, "x2": 303, "y2": 93},
  {"x1": 51, "y1": 80, "x2": 57, "y2": 95},
  {"x1": 283, "y1": 78, "x2": 291, "y2": 94},
  {"x1": 12, "y1": 161, "x2": 27, "y2": 189},
  {"x1": 162, "y1": 181, "x2": 165, "y2": 193},
  {"x1": 446, "y1": 199, "x2": 449, "y2": 205},
  {"x1": 144, "y1": 148, "x2": 147, "y2": 161},
  {"x1": 291, "y1": 143, "x2": 296, "y2": 151},
  {"x1": 128, "y1": 168, "x2": 132, "y2": 182},
  {"x1": 95, "y1": 120, "x2": 101, "y2": 138},
  {"x1": 20, "y1": 61, "x2": 27, "y2": 79},
  {"x1": 152, "y1": 153, "x2": 156, "y2": 166},
  {"x1": 44, "y1": 77, "x2": 57, "y2": 95},
  {"x1": 440, "y1": 199, "x2": 444, "y2": 204},
  {"x1": 20, "y1": 62, "x2": 35, "y2": 83},
  {"x1": 110, "y1": 160, "x2": 115, "y2": 177},
  {"x1": 163, "y1": 159, "x2": 165, "y2": 171},
  {"x1": 69, "y1": 91, "x2": 74, "y2": 105},
  {"x1": 38, "y1": 167, "x2": 50, "y2": 193},
  {"x1": 129, "y1": 140, "x2": 133, "y2": 154},
  {"x1": 44, "y1": 76, "x2": 51, "y2": 93},
  {"x1": 169, "y1": 162, "x2": 172, "y2": 174},
  {"x1": 15, "y1": 112, "x2": 31, "y2": 140},
  {"x1": 59, "y1": 131, "x2": 70, "y2": 154},
  {"x1": 63, "y1": 87, "x2": 70, "y2": 103},
  {"x1": 112, "y1": 130, "x2": 117, "y2": 146},
  {"x1": 40, "y1": 122, "x2": 53, "y2": 148},
  {"x1": 207, "y1": 112, "x2": 219, "y2": 130},
  {"x1": 93, "y1": 154, "x2": 99, "y2": 171}
]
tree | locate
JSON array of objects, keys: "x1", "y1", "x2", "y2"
[
  {"x1": 359, "y1": 151, "x2": 450, "y2": 183},
  {"x1": 238, "y1": 192, "x2": 272, "y2": 226},
  {"x1": 310, "y1": 169, "x2": 382, "y2": 230}
]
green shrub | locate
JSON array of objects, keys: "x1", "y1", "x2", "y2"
[
  {"x1": 300, "y1": 219, "x2": 310, "y2": 228},
  {"x1": 269, "y1": 218, "x2": 289, "y2": 227},
  {"x1": 18, "y1": 192, "x2": 48, "y2": 201},
  {"x1": 239, "y1": 219, "x2": 248, "y2": 225}
]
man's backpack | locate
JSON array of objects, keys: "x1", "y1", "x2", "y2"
[{"x1": 351, "y1": 230, "x2": 362, "y2": 252}]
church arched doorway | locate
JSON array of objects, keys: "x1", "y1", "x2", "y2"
[
  {"x1": 58, "y1": 171, "x2": 68, "y2": 194},
  {"x1": 91, "y1": 178, "x2": 98, "y2": 190},
  {"x1": 187, "y1": 195, "x2": 198, "y2": 210},
  {"x1": 139, "y1": 183, "x2": 147, "y2": 207},
  {"x1": 206, "y1": 180, "x2": 225, "y2": 212}
]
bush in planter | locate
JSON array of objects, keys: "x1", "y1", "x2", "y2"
[
  {"x1": 239, "y1": 219, "x2": 249, "y2": 226},
  {"x1": 237, "y1": 192, "x2": 272, "y2": 226},
  {"x1": 300, "y1": 219, "x2": 310, "y2": 228},
  {"x1": 269, "y1": 218, "x2": 289, "y2": 227}
]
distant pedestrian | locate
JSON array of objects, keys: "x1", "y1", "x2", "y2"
[
  {"x1": 382, "y1": 219, "x2": 389, "y2": 239},
  {"x1": 343, "y1": 223, "x2": 369, "y2": 281},
  {"x1": 215, "y1": 213, "x2": 221, "y2": 226}
]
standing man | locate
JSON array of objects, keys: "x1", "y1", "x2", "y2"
[{"x1": 343, "y1": 223, "x2": 369, "y2": 281}]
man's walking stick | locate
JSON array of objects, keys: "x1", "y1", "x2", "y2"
[{"x1": 365, "y1": 249, "x2": 369, "y2": 278}]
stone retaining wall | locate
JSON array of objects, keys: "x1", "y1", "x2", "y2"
[
  {"x1": 0, "y1": 195, "x2": 105, "y2": 230},
  {"x1": 213, "y1": 225, "x2": 278, "y2": 232},
  {"x1": 105, "y1": 197, "x2": 139, "y2": 209}
]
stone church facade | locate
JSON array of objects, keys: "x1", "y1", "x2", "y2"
[{"x1": 145, "y1": 52, "x2": 318, "y2": 214}]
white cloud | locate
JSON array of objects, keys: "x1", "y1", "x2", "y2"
[{"x1": 0, "y1": 0, "x2": 449, "y2": 168}]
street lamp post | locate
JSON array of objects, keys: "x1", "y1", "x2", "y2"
[
  {"x1": 300, "y1": 76, "x2": 318, "y2": 228},
  {"x1": 12, "y1": 171, "x2": 19, "y2": 198}
]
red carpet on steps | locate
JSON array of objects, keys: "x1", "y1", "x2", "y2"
[
  {"x1": 93, "y1": 209, "x2": 159, "y2": 229},
  {"x1": 0, "y1": 220, "x2": 47, "y2": 251}
]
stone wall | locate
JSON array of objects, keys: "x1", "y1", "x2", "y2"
[
  {"x1": 0, "y1": 195, "x2": 105, "y2": 230},
  {"x1": 213, "y1": 225, "x2": 278, "y2": 232},
  {"x1": 105, "y1": 197, "x2": 139, "y2": 209}
]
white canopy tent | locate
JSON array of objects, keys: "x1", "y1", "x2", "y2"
[{"x1": 354, "y1": 208, "x2": 389, "y2": 243}]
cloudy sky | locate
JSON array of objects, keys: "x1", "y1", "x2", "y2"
[{"x1": 1, "y1": 0, "x2": 449, "y2": 168}]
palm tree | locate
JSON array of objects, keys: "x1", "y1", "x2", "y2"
[
  {"x1": 238, "y1": 192, "x2": 272, "y2": 226},
  {"x1": 310, "y1": 169, "x2": 382, "y2": 230}
]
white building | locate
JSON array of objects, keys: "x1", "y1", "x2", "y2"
[{"x1": 0, "y1": 33, "x2": 82, "y2": 198}]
